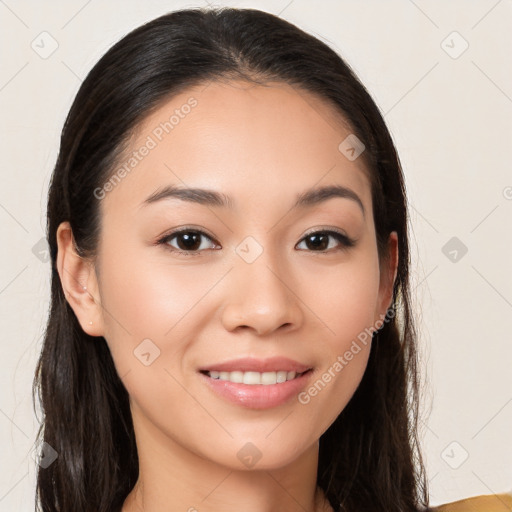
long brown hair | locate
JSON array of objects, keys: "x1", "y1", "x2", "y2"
[{"x1": 33, "y1": 7, "x2": 428, "y2": 511}]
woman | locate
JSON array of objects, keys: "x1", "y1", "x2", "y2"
[{"x1": 34, "y1": 6, "x2": 433, "y2": 512}]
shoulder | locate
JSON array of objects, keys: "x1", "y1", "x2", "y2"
[{"x1": 428, "y1": 492, "x2": 512, "y2": 512}]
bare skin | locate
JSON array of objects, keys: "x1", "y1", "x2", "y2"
[{"x1": 56, "y1": 79, "x2": 398, "y2": 512}]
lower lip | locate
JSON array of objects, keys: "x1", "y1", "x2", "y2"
[{"x1": 199, "y1": 370, "x2": 313, "y2": 410}]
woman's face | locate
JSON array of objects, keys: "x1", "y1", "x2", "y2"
[{"x1": 83, "y1": 80, "x2": 397, "y2": 470}]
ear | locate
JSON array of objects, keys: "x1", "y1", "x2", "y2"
[
  {"x1": 374, "y1": 230, "x2": 399, "y2": 324},
  {"x1": 56, "y1": 221, "x2": 104, "y2": 337}
]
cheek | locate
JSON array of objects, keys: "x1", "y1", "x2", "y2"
[
  {"x1": 303, "y1": 246, "x2": 381, "y2": 342},
  {"x1": 298, "y1": 343, "x2": 371, "y2": 440},
  {"x1": 96, "y1": 243, "x2": 224, "y2": 373},
  {"x1": 98, "y1": 245, "x2": 201, "y2": 335},
  {"x1": 296, "y1": 251, "x2": 380, "y2": 429},
  {"x1": 95, "y1": 247, "x2": 214, "y2": 430}
]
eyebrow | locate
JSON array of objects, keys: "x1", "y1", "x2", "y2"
[{"x1": 140, "y1": 183, "x2": 365, "y2": 217}]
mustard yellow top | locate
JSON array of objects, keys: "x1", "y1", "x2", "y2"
[{"x1": 430, "y1": 493, "x2": 512, "y2": 512}]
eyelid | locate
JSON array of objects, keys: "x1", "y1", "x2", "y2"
[
  {"x1": 157, "y1": 225, "x2": 217, "y2": 243},
  {"x1": 301, "y1": 225, "x2": 350, "y2": 240}
]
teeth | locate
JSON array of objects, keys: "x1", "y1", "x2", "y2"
[{"x1": 206, "y1": 370, "x2": 300, "y2": 385}]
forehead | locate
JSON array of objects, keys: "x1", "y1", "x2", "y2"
[{"x1": 101, "y1": 79, "x2": 372, "y2": 218}]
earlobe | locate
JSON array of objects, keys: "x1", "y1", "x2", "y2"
[{"x1": 56, "y1": 221, "x2": 104, "y2": 337}]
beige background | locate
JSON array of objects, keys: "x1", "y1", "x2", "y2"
[{"x1": 1, "y1": 0, "x2": 511, "y2": 509}]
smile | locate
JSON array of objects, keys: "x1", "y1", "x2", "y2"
[{"x1": 202, "y1": 370, "x2": 309, "y2": 385}]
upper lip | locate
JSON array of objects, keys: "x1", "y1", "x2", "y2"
[{"x1": 198, "y1": 357, "x2": 312, "y2": 374}]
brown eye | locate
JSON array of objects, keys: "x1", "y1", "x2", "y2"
[
  {"x1": 296, "y1": 230, "x2": 355, "y2": 252},
  {"x1": 160, "y1": 229, "x2": 217, "y2": 254}
]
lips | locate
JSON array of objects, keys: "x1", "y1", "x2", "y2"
[
  {"x1": 198, "y1": 356, "x2": 312, "y2": 374},
  {"x1": 198, "y1": 366, "x2": 314, "y2": 409}
]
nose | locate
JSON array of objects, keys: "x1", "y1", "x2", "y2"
[{"x1": 220, "y1": 249, "x2": 304, "y2": 336}]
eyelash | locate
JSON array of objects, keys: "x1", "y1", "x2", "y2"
[{"x1": 156, "y1": 227, "x2": 356, "y2": 256}]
